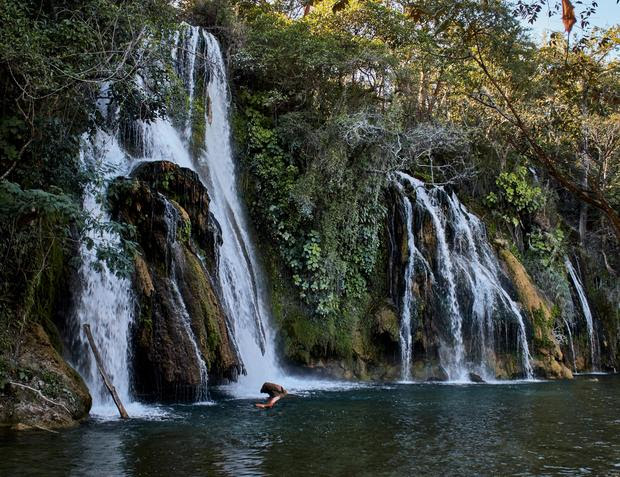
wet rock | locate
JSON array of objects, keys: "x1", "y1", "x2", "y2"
[
  {"x1": 468, "y1": 372, "x2": 485, "y2": 383},
  {"x1": 374, "y1": 305, "x2": 400, "y2": 345},
  {"x1": 532, "y1": 357, "x2": 573, "y2": 380},
  {"x1": 0, "y1": 324, "x2": 91, "y2": 430},
  {"x1": 109, "y1": 161, "x2": 242, "y2": 402},
  {"x1": 130, "y1": 160, "x2": 222, "y2": 273},
  {"x1": 427, "y1": 366, "x2": 449, "y2": 382},
  {"x1": 498, "y1": 248, "x2": 572, "y2": 380}
]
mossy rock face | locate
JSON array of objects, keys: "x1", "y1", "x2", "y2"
[
  {"x1": 532, "y1": 356, "x2": 573, "y2": 379},
  {"x1": 583, "y1": 272, "x2": 620, "y2": 372},
  {"x1": 261, "y1": 233, "x2": 402, "y2": 380},
  {"x1": 498, "y1": 248, "x2": 571, "y2": 379},
  {"x1": 128, "y1": 160, "x2": 222, "y2": 272},
  {"x1": 0, "y1": 214, "x2": 90, "y2": 430},
  {"x1": 109, "y1": 160, "x2": 241, "y2": 402},
  {"x1": 374, "y1": 305, "x2": 399, "y2": 343},
  {"x1": 175, "y1": 246, "x2": 239, "y2": 378},
  {"x1": 0, "y1": 324, "x2": 91, "y2": 430}
]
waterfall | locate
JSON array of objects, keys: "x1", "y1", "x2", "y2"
[
  {"x1": 398, "y1": 195, "x2": 416, "y2": 382},
  {"x1": 163, "y1": 199, "x2": 209, "y2": 401},
  {"x1": 73, "y1": 24, "x2": 352, "y2": 407},
  {"x1": 195, "y1": 30, "x2": 281, "y2": 395},
  {"x1": 138, "y1": 25, "x2": 281, "y2": 395},
  {"x1": 564, "y1": 257, "x2": 599, "y2": 370},
  {"x1": 395, "y1": 172, "x2": 533, "y2": 381},
  {"x1": 404, "y1": 176, "x2": 467, "y2": 380},
  {"x1": 70, "y1": 27, "x2": 226, "y2": 411},
  {"x1": 71, "y1": 131, "x2": 138, "y2": 416},
  {"x1": 563, "y1": 317, "x2": 577, "y2": 372}
]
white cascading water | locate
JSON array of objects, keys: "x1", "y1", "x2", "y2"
[
  {"x1": 160, "y1": 26, "x2": 357, "y2": 396},
  {"x1": 398, "y1": 195, "x2": 416, "y2": 382},
  {"x1": 145, "y1": 26, "x2": 281, "y2": 396},
  {"x1": 73, "y1": 131, "x2": 149, "y2": 417},
  {"x1": 195, "y1": 31, "x2": 282, "y2": 395},
  {"x1": 167, "y1": 27, "x2": 359, "y2": 396},
  {"x1": 395, "y1": 172, "x2": 533, "y2": 381},
  {"x1": 73, "y1": 25, "x2": 359, "y2": 410},
  {"x1": 394, "y1": 182, "x2": 435, "y2": 382},
  {"x1": 71, "y1": 28, "x2": 207, "y2": 413},
  {"x1": 564, "y1": 256, "x2": 599, "y2": 370}
]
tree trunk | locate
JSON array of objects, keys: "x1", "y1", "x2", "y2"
[
  {"x1": 83, "y1": 324, "x2": 129, "y2": 419},
  {"x1": 579, "y1": 203, "x2": 588, "y2": 246}
]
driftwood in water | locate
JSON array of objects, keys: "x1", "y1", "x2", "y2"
[{"x1": 83, "y1": 324, "x2": 129, "y2": 419}]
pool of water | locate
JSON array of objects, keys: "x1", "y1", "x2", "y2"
[{"x1": 2, "y1": 375, "x2": 620, "y2": 476}]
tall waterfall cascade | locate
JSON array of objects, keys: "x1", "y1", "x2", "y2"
[
  {"x1": 398, "y1": 195, "x2": 416, "y2": 381},
  {"x1": 564, "y1": 257, "x2": 600, "y2": 370},
  {"x1": 394, "y1": 172, "x2": 533, "y2": 381},
  {"x1": 72, "y1": 132, "x2": 144, "y2": 416},
  {"x1": 182, "y1": 27, "x2": 282, "y2": 395},
  {"x1": 72, "y1": 25, "x2": 286, "y2": 411}
]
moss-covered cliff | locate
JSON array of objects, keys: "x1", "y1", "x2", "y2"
[
  {"x1": 0, "y1": 212, "x2": 91, "y2": 430},
  {"x1": 110, "y1": 160, "x2": 242, "y2": 401}
]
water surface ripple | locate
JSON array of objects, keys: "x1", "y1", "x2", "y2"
[{"x1": 2, "y1": 375, "x2": 620, "y2": 476}]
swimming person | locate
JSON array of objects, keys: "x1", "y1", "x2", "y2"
[{"x1": 255, "y1": 382, "x2": 288, "y2": 409}]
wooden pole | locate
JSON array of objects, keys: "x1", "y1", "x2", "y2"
[{"x1": 83, "y1": 324, "x2": 129, "y2": 419}]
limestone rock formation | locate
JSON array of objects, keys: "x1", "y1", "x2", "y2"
[
  {"x1": 0, "y1": 324, "x2": 91, "y2": 430},
  {"x1": 110, "y1": 160, "x2": 242, "y2": 401},
  {"x1": 498, "y1": 248, "x2": 572, "y2": 379}
]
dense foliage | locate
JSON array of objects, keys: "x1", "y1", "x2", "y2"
[
  {"x1": 218, "y1": 0, "x2": 619, "y2": 321},
  {"x1": 0, "y1": 0, "x2": 618, "y2": 367},
  {"x1": 0, "y1": 0, "x2": 177, "y2": 356}
]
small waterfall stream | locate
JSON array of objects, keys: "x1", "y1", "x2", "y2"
[
  {"x1": 398, "y1": 194, "x2": 416, "y2": 382},
  {"x1": 563, "y1": 317, "x2": 577, "y2": 372},
  {"x1": 163, "y1": 199, "x2": 209, "y2": 400},
  {"x1": 564, "y1": 256, "x2": 599, "y2": 370},
  {"x1": 395, "y1": 172, "x2": 533, "y2": 381},
  {"x1": 72, "y1": 132, "x2": 139, "y2": 416}
]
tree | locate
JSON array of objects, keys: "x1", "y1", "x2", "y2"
[
  {"x1": 466, "y1": 23, "x2": 620, "y2": 242},
  {"x1": 0, "y1": 0, "x2": 177, "y2": 182}
]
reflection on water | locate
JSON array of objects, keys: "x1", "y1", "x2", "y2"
[
  {"x1": 68, "y1": 425, "x2": 127, "y2": 477},
  {"x1": 2, "y1": 375, "x2": 620, "y2": 476}
]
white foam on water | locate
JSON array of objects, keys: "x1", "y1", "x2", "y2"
[{"x1": 89, "y1": 402, "x2": 173, "y2": 421}]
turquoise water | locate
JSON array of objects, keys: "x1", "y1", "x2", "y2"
[{"x1": 2, "y1": 375, "x2": 620, "y2": 476}]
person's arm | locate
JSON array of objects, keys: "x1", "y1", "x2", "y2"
[{"x1": 255, "y1": 395, "x2": 281, "y2": 409}]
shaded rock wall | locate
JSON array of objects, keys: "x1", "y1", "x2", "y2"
[
  {"x1": 0, "y1": 324, "x2": 91, "y2": 430},
  {"x1": 498, "y1": 248, "x2": 572, "y2": 379},
  {"x1": 110, "y1": 161, "x2": 241, "y2": 402},
  {"x1": 0, "y1": 227, "x2": 91, "y2": 430}
]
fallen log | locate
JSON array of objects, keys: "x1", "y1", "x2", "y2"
[{"x1": 83, "y1": 324, "x2": 129, "y2": 419}]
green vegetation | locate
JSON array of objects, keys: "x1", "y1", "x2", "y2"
[
  {"x1": 222, "y1": 2, "x2": 618, "y2": 303},
  {"x1": 0, "y1": 0, "x2": 177, "y2": 362},
  {"x1": 0, "y1": 0, "x2": 618, "y2": 376},
  {"x1": 181, "y1": 0, "x2": 620, "y2": 367}
]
